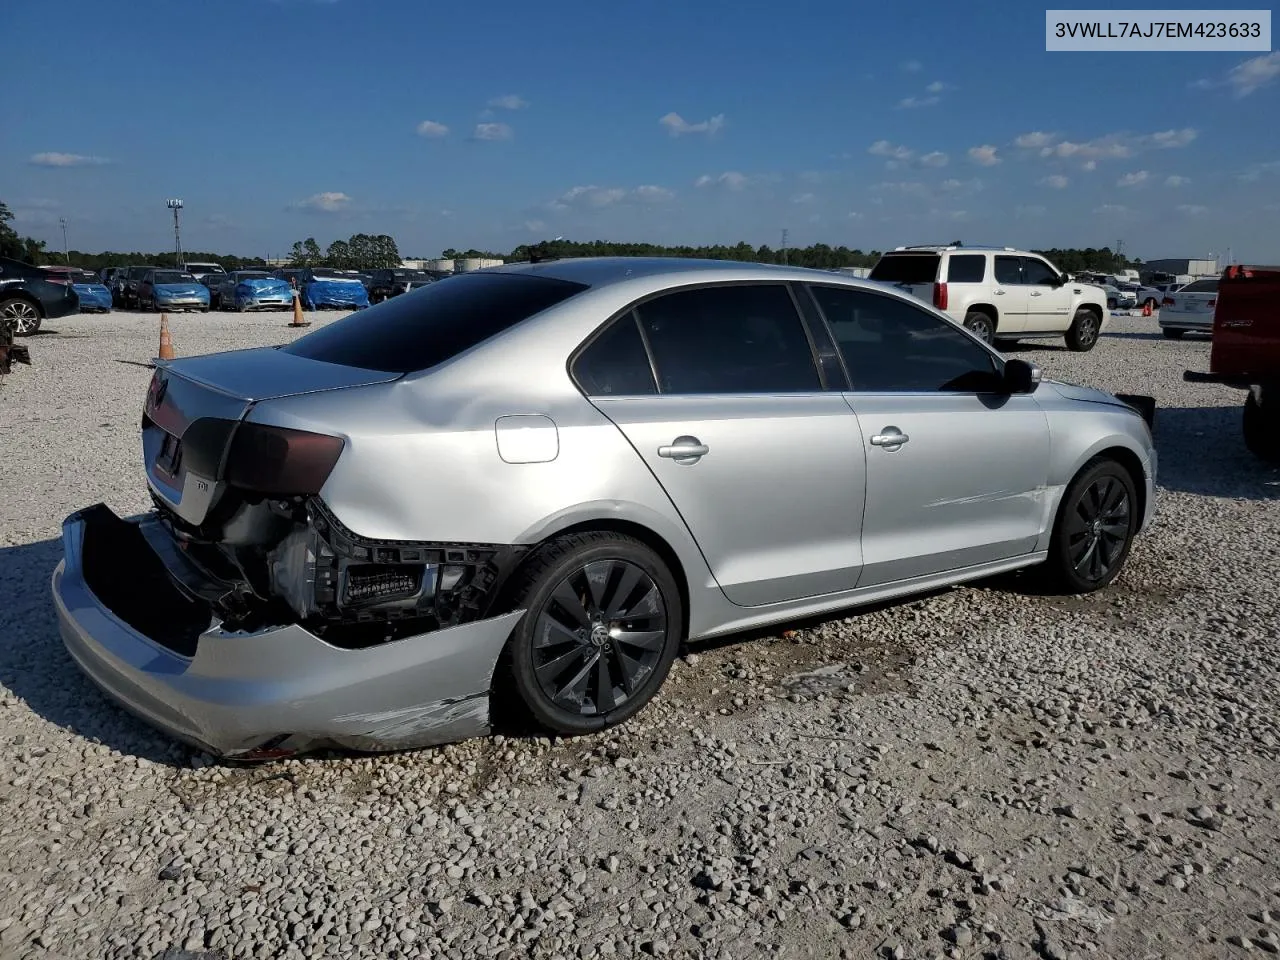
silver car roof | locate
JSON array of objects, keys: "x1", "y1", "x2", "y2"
[{"x1": 491, "y1": 256, "x2": 876, "y2": 290}]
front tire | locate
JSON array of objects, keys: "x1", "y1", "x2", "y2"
[
  {"x1": 502, "y1": 532, "x2": 683, "y2": 736},
  {"x1": 0, "y1": 297, "x2": 42, "y2": 335},
  {"x1": 963, "y1": 311, "x2": 995, "y2": 344},
  {"x1": 1066, "y1": 307, "x2": 1101, "y2": 352},
  {"x1": 1043, "y1": 458, "x2": 1139, "y2": 594},
  {"x1": 1243, "y1": 391, "x2": 1280, "y2": 464}
]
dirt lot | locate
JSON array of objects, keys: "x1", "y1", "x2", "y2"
[{"x1": 1, "y1": 309, "x2": 1278, "y2": 960}]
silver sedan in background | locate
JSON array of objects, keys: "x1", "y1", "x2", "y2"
[{"x1": 52, "y1": 258, "x2": 1157, "y2": 760}]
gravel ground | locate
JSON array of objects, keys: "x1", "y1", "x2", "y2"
[{"x1": 1, "y1": 309, "x2": 1279, "y2": 960}]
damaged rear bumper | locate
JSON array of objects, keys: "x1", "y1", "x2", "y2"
[{"x1": 51, "y1": 504, "x2": 525, "y2": 759}]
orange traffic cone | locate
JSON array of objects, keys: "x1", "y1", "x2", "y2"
[
  {"x1": 289, "y1": 287, "x2": 310, "y2": 328},
  {"x1": 158, "y1": 312, "x2": 175, "y2": 360},
  {"x1": 1142, "y1": 301, "x2": 1153, "y2": 317}
]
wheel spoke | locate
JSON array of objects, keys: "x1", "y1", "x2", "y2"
[
  {"x1": 594, "y1": 654, "x2": 616, "y2": 713},
  {"x1": 612, "y1": 646, "x2": 643, "y2": 696},
  {"x1": 1101, "y1": 483, "x2": 1127, "y2": 515},
  {"x1": 602, "y1": 563, "x2": 645, "y2": 619},
  {"x1": 550, "y1": 579, "x2": 592, "y2": 631},
  {"x1": 534, "y1": 645, "x2": 587, "y2": 686},
  {"x1": 1073, "y1": 539, "x2": 1098, "y2": 576},
  {"x1": 553, "y1": 651, "x2": 599, "y2": 707},
  {"x1": 582, "y1": 560, "x2": 614, "y2": 614},
  {"x1": 533, "y1": 613, "x2": 581, "y2": 650},
  {"x1": 613, "y1": 628, "x2": 665, "y2": 653}
]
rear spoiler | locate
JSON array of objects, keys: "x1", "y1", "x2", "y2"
[{"x1": 1114, "y1": 393, "x2": 1156, "y2": 428}]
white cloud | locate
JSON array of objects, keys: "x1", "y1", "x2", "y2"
[
  {"x1": 1082, "y1": 160, "x2": 1097, "y2": 171},
  {"x1": 1237, "y1": 160, "x2": 1280, "y2": 182},
  {"x1": 897, "y1": 95, "x2": 940, "y2": 109},
  {"x1": 868, "y1": 140, "x2": 913, "y2": 161},
  {"x1": 1041, "y1": 137, "x2": 1131, "y2": 160},
  {"x1": 416, "y1": 120, "x2": 449, "y2": 138},
  {"x1": 967, "y1": 144, "x2": 1001, "y2": 166},
  {"x1": 1014, "y1": 131, "x2": 1057, "y2": 149},
  {"x1": 1015, "y1": 204, "x2": 1047, "y2": 218},
  {"x1": 1197, "y1": 52, "x2": 1280, "y2": 97},
  {"x1": 872, "y1": 181, "x2": 931, "y2": 198},
  {"x1": 554, "y1": 184, "x2": 674, "y2": 209},
  {"x1": 294, "y1": 191, "x2": 352, "y2": 212},
  {"x1": 1176, "y1": 204, "x2": 1209, "y2": 215},
  {"x1": 925, "y1": 80, "x2": 946, "y2": 93},
  {"x1": 524, "y1": 219, "x2": 547, "y2": 232},
  {"x1": 694, "y1": 171, "x2": 749, "y2": 190},
  {"x1": 919, "y1": 151, "x2": 949, "y2": 168},
  {"x1": 940, "y1": 178, "x2": 983, "y2": 195},
  {"x1": 792, "y1": 192, "x2": 816, "y2": 204},
  {"x1": 1040, "y1": 174, "x2": 1069, "y2": 189},
  {"x1": 1093, "y1": 203, "x2": 1132, "y2": 216},
  {"x1": 29, "y1": 152, "x2": 109, "y2": 167},
  {"x1": 1164, "y1": 175, "x2": 1190, "y2": 187},
  {"x1": 847, "y1": 211, "x2": 864, "y2": 220},
  {"x1": 1142, "y1": 128, "x2": 1197, "y2": 149},
  {"x1": 487, "y1": 94, "x2": 528, "y2": 110},
  {"x1": 901, "y1": 59, "x2": 923, "y2": 72},
  {"x1": 472, "y1": 122, "x2": 513, "y2": 141},
  {"x1": 659, "y1": 112, "x2": 726, "y2": 137},
  {"x1": 1117, "y1": 170, "x2": 1149, "y2": 187}
]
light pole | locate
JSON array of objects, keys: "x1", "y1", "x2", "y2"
[
  {"x1": 59, "y1": 217, "x2": 69, "y2": 264},
  {"x1": 166, "y1": 199, "x2": 184, "y2": 268}
]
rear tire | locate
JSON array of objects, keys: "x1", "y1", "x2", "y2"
[
  {"x1": 1161, "y1": 327, "x2": 1185, "y2": 340},
  {"x1": 500, "y1": 532, "x2": 683, "y2": 736},
  {"x1": 963, "y1": 311, "x2": 995, "y2": 344},
  {"x1": 1243, "y1": 391, "x2": 1280, "y2": 464},
  {"x1": 1065, "y1": 307, "x2": 1101, "y2": 352},
  {"x1": 1042, "y1": 458, "x2": 1139, "y2": 594}
]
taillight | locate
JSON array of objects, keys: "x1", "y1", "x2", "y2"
[
  {"x1": 933, "y1": 282, "x2": 948, "y2": 310},
  {"x1": 45, "y1": 276, "x2": 70, "y2": 285},
  {"x1": 224, "y1": 423, "x2": 345, "y2": 495},
  {"x1": 1162, "y1": 297, "x2": 1175, "y2": 306}
]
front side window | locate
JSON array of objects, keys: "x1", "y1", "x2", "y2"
[
  {"x1": 807, "y1": 284, "x2": 1001, "y2": 393},
  {"x1": 572, "y1": 313, "x2": 657, "y2": 396},
  {"x1": 634, "y1": 284, "x2": 821, "y2": 394},
  {"x1": 1020, "y1": 258, "x2": 1059, "y2": 286}
]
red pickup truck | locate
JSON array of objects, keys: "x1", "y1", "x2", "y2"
[{"x1": 1183, "y1": 265, "x2": 1280, "y2": 463}]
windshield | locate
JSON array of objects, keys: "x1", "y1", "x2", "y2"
[
  {"x1": 309, "y1": 268, "x2": 345, "y2": 279},
  {"x1": 869, "y1": 254, "x2": 941, "y2": 284},
  {"x1": 155, "y1": 271, "x2": 196, "y2": 284},
  {"x1": 283, "y1": 272, "x2": 588, "y2": 374},
  {"x1": 235, "y1": 271, "x2": 271, "y2": 281}
]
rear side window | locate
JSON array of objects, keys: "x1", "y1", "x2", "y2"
[
  {"x1": 573, "y1": 313, "x2": 657, "y2": 396},
  {"x1": 1181, "y1": 278, "x2": 1218, "y2": 293},
  {"x1": 994, "y1": 256, "x2": 1022, "y2": 284},
  {"x1": 868, "y1": 254, "x2": 940, "y2": 284},
  {"x1": 635, "y1": 284, "x2": 820, "y2": 394},
  {"x1": 946, "y1": 255, "x2": 986, "y2": 283},
  {"x1": 283, "y1": 272, "x2": 588, "y2": 373}
]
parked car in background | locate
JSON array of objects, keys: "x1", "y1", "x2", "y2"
[
  {"x1": 184, "y1": 262, "x2": 227, "y2": 283},
  {"x1": 0, "y1": 257, "x2": 80, "y2": 334},
  {"x1": 272, "y1": 266, "x2": 370, "y2": 310},
  {"x1": 51, "y1": 257, "x2": 1157, "y2": 759},
  {"x1": 228, "y1": 273, "x2": 294, "y2": 312},
  {"x1": 1184, "y1": 265, "x2": 1280, "y2": 462},
  {"x1": 868, "y1": 245, "x2": 1109, "y2": 350},
  {"x1": 211, "y1": 270, "x2": 269, "y2": 310},
  {"x1": 119, "y1": 266, "x2": 159, "y2": 309},
  {"x1": 1159, "y1": 277, "x2": 1219, "y2": 339},
  {"x1": 368, "y1": 268, "x2": 435, "y2": 303},
  {"x1": 136, "y1": 269, "x2": 211, "y2": 312},
  {"x1": 1095, "y1": 284, "x2": 1137, "y2": 311},
  {"x1": 42, "y1": 267, "x2": 113, "y2": 313}
]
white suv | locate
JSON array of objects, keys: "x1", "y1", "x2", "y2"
[{"x1": 867, "y1": 245, "x2": 1110, "y2": 352}]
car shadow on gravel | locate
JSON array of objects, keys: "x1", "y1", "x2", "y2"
[
  {"x1": 1154, "y1": 405, "x2": 1280, "y2": 500},
  {"x1": 0, "y1": 536, "x2": 190, "y2": 767}
]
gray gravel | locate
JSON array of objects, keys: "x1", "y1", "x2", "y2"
[{"x1": 2, "y1": 309, "x2": 1279, "y2": 959}]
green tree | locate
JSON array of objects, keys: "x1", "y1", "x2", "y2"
[
  {"x1": 326, "y1": 239, "x2": 352, "y2": 269},
  {"x1": 0, "y1": 202, "x2": 47, "y2": 263}
]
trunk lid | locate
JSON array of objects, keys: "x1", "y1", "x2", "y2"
[
  {"x1": 143, "y1": 346, "x2": 402, "y2": 525},
  {"x1": 1210, "y1": 265, "x2": 1280, "y2": 379}
]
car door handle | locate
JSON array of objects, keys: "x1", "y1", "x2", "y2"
[
  {"x1": 658, "y1": 436, "x2": 709, "y2": 462},
  {"x1": 870, "y1": 430, "x2": 909, "y2": 447},
  {"x1": 1030, "y1": 290, "x2": 1043, "y2": 297}
]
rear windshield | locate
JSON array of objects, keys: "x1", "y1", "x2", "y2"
[
  {"x1": 1180, "y1": 278, "x2": 1218, "y2": 293},
  {"x1": 869, "y1": 254, "x2": 940, "y2": 284},
  {"x1": 155, "y1": 271, "x2": 196, "y2": 284},
  {"x1": 282, "y1": 271, "x2": 589, "y2": 373}
]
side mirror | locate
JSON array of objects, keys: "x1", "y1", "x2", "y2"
[{"x1": 1002, "y1": 358, "x2": 1042, "y2": 394}]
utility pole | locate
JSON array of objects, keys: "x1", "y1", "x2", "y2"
[
  {"x1": 781, "y1": 228, "x2": 789, "y2": 265},
  {"x1": 166, "y1": 199, "x2": 184, "y2": 268},
  {"x1": 59, "y1": 217, "x2": 69, "y2": 264}
]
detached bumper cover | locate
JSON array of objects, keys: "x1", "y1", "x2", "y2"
[{"x1": 51, "y1": 504, "x2": 525, "y2": 758}]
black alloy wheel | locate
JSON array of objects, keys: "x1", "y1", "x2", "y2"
[{"x1": 1044, "y1": 458, "x2": 1138, "y2": 593}]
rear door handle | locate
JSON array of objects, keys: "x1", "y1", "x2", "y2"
[
  {"x1": 1030, "y1": 291, "x2": 1042, "y2": 297},
  {"x1": 994, "y1": 289, "x2": 1007, "y2": 295},
  {"x1": 870, "y1": 430, "x2": 909, "y2": 448},
  {"x1": 658, "y1": 436, "x2": 709, "y2": 463}
]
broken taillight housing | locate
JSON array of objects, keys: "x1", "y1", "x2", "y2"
[{"x1": 225, "y1": 423, "x2": 345, "y2": 496}]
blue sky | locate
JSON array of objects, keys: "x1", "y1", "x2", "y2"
[{"x1": 4, "y1": 0, "x2": 1278, "y2": 260}]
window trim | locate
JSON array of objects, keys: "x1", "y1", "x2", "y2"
[
  {"x1": 799, "y1": 281, "x2": 1009, "y2": 396},
  {"x1": 567, "y1": 279, "x2": 829, "y2": 399}
]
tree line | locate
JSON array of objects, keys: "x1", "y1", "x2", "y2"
[{"x1": 3, "y1": 201, "x2": 1143, "y2": 276}]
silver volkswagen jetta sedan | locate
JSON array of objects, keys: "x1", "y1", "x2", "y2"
[{"x1": 52, "y1": 257, "x2": 1157, "y2": 759}]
